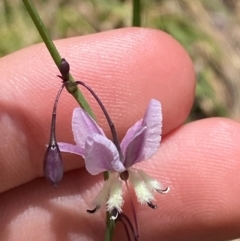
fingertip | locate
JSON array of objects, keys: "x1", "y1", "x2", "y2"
[
  {"x1": 0, "y1": 27, "x2": 195, "y2": 191},
  {"x1": 138, "y1": 118, "x2": 240, "y2": 240},
  {"x1": 58, "y1": 27, "x2": 196, "y2": 135}
]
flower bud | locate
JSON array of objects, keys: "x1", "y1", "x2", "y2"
[
  {"x1": 44, "y1": 142, "x2": 63, "y2": 187},
  {"x1": 59, "y1": 58, "x2": 70, "y2": 82}
]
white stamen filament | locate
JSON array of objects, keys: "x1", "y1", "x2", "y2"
[
  {"x1": 137, "y1": 169, "x2": 164, "y2": 191},
  {"x1": 91, "y1": 173, "x2": 115, "y2": 208},
  {"x1": 107, "y1": 175, "x2": 124, "y2": 212},
  {"x1": 129, "y1": 170, "x2": 154, "y2": 204}
]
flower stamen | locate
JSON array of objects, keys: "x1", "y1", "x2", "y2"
[
  {"x1": 110, "y1": 208, "x2": 119, "y2": 220},
  {"x1": 87, "y1": 205, "x2": 100, "y2": 214},
  {"x1": 147, "y1": 201, "x2": 157, "y2": 209},
  {"x1": 157, "y1": 186, "x2": 170, "y2": 194}
]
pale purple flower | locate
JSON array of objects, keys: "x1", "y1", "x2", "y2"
[{"x1": 59, "y1": 99, "x2": 169, "y2": 213}]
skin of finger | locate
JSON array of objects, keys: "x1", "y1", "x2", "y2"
[
  {"x1": 1, "y1": 118, "x2": 240, "y2": 241},
  {"x1": 133, "y1": 117, "x2": 240, "y2": 241},
  {"x1": 0, "y1": 27, "x2": 195, "y2": 192}
]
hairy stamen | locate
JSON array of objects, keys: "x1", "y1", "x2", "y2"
[
  {"x1": 157, "y1": 186, "x2": 170, "y2": 194},
  {"x1": 147, "y1": 201, "x2": 157, "y2": 209},
  {"x1": 87, "y1": 205, "x2": 100, "y2": 214}
]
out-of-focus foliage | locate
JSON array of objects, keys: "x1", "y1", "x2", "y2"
[
  {"x1": 1, "y1": 0, "x2": 240, "y2": 120},
  {"x1": 149, "y1": 0, "x2": 240, "y2": 121}
]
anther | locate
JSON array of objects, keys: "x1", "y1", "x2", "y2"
[
  {"x1": 157, "y1": 186, "x2": 170, "y2": 194},
  {"x1": 147, "y1": 201, "x2": 157, "y2": 209},
  {"x1": 87, "y1": 205, "x2": 100, "y2": 214},
  {"x1": 110, "y1": 208, "x2": 119, "y2": 220}
]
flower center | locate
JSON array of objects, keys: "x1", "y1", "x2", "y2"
[{"x1": 120, "y1": 170, "x2": 129, "y2": 181}]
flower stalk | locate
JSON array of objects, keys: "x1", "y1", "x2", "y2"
[
  {"x1": 22, "y1": 0, "x2": 94, "y2": 118},
  {"x1": 22, "y1": 1, "x2": 114, "y2": 239},
  {"x1": 132, "y1": 0, "x2": 141, "y2": 27}
]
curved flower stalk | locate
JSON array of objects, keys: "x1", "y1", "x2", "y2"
[
  {"x1": 43, "y1": 83, "x2": 66, "y2": 187},
  {"x1": 59, "y1": 98, "x2": 170, "y2": 214}
]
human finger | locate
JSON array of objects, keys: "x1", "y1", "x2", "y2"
[
  {"x1": 0, "y1": 27, "x2": 195, "y2": 192},
  {"x1": 1, "y1": 118, "x2": 240, "y2": 241},
  {"x1": 136, "y1": 117, "x2": 240, "y2": 241}
]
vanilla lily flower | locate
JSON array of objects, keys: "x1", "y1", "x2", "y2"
[{"x1": 59, "y1": 98, "x2": 169, "y2": 215}]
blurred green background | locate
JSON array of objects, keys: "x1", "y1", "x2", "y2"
[{"x1": 1, "y1": 0, "x2": 240, "y2": 121}]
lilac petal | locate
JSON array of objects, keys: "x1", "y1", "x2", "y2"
[
  {"x1": 85, "y1": 133, "x2": 125, "y2": 175},
  {"x1": 120, "y1": 119, "x2": 143, "y2": 156},
  {"x1": 72, "y1": 108, "x2": 105, "y2": 149},
  {"x1": 121, "y1": 99, "x2": 162, "y2": 166},
  {"x1": 58, "y1": 142, "x2": 85, "y2": 156},
  {"x1": 123, "y1": 126, "x2": 147, "y2": 168},
  {"x1": 141, "y1": 99, "x2": 162, "y2": 160}
]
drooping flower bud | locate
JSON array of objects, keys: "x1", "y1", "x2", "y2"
[
  {"x1": 44, "y1": 141, "x2": 63, "y2": 187},
  {"x1": 43, "y1": 82, "x2": 66, "y2": 186}
]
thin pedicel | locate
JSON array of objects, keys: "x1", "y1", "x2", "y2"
[
  {"x1": 116, "y1": 211, "x2": 138, "y2": 241},
  {"x1": 58, "y1": 59, "x2": 123, "y2": 159},
  {"x1": 43, "y1": 81, "x2": 67, "y2": 186},
  {"x1": 110, "y1": 208, "x2": 138, "y2": 241}
]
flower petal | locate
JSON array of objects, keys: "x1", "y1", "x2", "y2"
[
  {"x1": 141, "y1": 99, "x2": 162, "y2": 160},
  {"x1": 123, "y1": 126, "x2": 148, "y2": 168},
  {"x1": 120, "y1": 119, "x2": 143, "y2": 156},
  {"x1": 72, "y1": 108, "x2": 105, "y2": 149},
  {"x1": 58, "y1": 142, "x2": 85, "y2": 156},
  {"x1": 121, "y1": 99, "x2": 162, "y2": 167},
  {"x1": 85, "y1": 133, "x2": 125, "y2": 175}
]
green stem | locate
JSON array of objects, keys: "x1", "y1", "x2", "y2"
[
  {"x1": 132, "y1": 0, "x2": 141, "y2": 27},
  {"x1": 105, "y1": 212, "x2": 115, "y2": 241},
  {"x1": 22, "y1": 0, "x2": 113, "y2": 240},
  {"x1": 22, "y1": 0, "x2": 94, "y2": 118}
]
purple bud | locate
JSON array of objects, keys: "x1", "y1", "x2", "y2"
[
  {"x1": 59, "y1": 58, "x2": 70, "y2": 82},
  {"x1": 44, "y1": 142, "x2": 63, "y2": 187}
]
